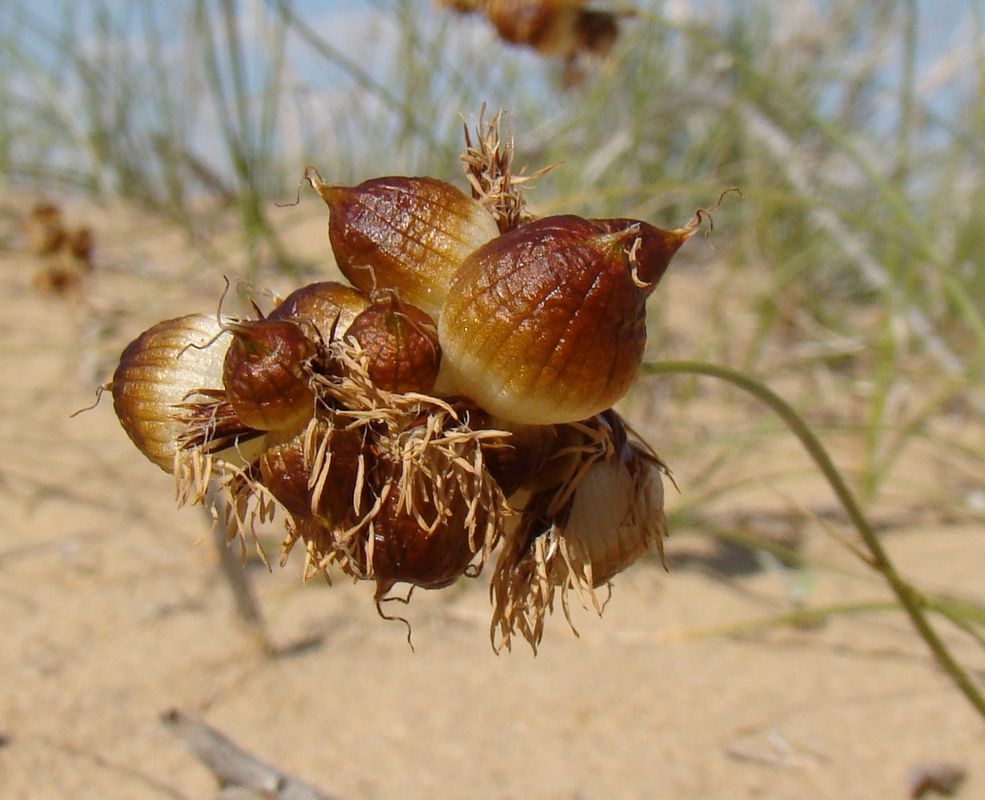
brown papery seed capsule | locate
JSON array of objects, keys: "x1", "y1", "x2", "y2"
[
  {"x1": 438, "y1": 215, "x2": 692, "y2": 425},
  {"x1": 483, "y1": 0, "x2": 620, "y2": 58},
  {"x1": 370, "y1": 485, "x2": 483, "y2": 598},
  {"x1": 222, "y1": 319, "x2": 316, "y2": 433},
  {"x1": 305, "y1": 167, "x2": 500, "y2": 320},
  {"x1": 259, "y1": 422, "x2": 363, "y2": 529},
  {"x1": 345, "y1": 296, "x2": 441, "y2": 394},
  {"x1": 268, "y1": 281, "x2": 370, "y2": 344}
]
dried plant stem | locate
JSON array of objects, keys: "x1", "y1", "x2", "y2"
[
  {"x1": 162, "y1": 708, "x2": 341, "y2": 799},
  {"x1": 642, "y1": 360, "x2": 985, "y2": 722},
  {"x1": 203, "y1": 482, "x2": 272, "y2": 654}
]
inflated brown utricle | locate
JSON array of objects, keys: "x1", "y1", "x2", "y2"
[
  {"x1": 222, "y1": 319, "x2": 316, "y2": 433},
  {"x1": 306, "y1": 170, "x2": 499, "y2": 320},
  {"x1": 370, "y1": 487, "x2": 482, "y2": 596},
  {"x1": 268, "y1": 281, "x2": 370, "y2": 345},
  {"x1": 345, "y1": 296, "x2": 441, "y2": 394},
  {"x1": 111, "y1": 314, "x2": 231, "y2": 472},
  {"x1": 439, "y1": 215, "x2": 653, "y2": 424},
  {"x1": 259, "y1": 423, "x2": 363, "y2": 529}
]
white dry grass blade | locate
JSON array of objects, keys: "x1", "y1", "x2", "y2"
[{"x1": 736, "y1": 103, "x2": 966, "y2": 379}]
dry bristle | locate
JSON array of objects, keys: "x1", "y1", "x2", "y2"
[
  {"x1": 302, "y1": 338, "x2": 514, "y2": 582},
  {"x1": 460, "y1": 105, "x2": 557, "y2": 233},
  {"x1": 173, "y1": 389, "x2": 262, "y2": 454},
  {"x1": 489, "y1": 413, "x2": 669, "y2": 653},
  {"x1": 173, "y1": 449, "x2": 277, "y2": 570},
  {"x1": 169, "y1": 334, "x2": 518, "y2": 600}
]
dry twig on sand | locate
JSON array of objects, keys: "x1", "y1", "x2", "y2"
[{"x1": 161, "y1": 709, "x2": 341, "y2": 800}]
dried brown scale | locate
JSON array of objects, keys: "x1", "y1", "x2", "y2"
[
  {"x1": 306, "y1": 168, "x2": 499, "y2": 319},
  {"x1": 173, "y1": 388, "x2": 261, "y2": 455},
  {"x1": 217, "y1": 462, "x2": 280, "y2": 568},
  {"x1": 290, "y1": 517, "x2": 371, "y2": 582},
  {"x1": 268, "y1": 280, "x2": 369, "y2": 345},
  {"x1": 222, "y1": 318, "x2": 317, "y2": 433},
  {"x1": 345, "y1": 296, "x2": 441, "y2": 394},
  {"x1": 439, "y1": 215, "x2": 652, "y2": 424}
]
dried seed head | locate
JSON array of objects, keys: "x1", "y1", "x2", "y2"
[
  {"x1": 24, "y1": 202, "x2": 66, "y2": 256},
  {"x1": 345, "y1": 296, "x2": 441, "y2": 394},
  {"x1": 483, "y1": 0, "x2": 620, "y2": 58},
  {"x1": 222, "y1": 318, "x2": 317, "y2": 433},
  {"x1": 111, "y1": 314, "x2": 264, "y2": 472},
  {"x1": 439, "y1": 215, "x2": 666, "y2": 424},
  {"x1": 305, "y1": 167, "x2": 500, "y2": 319},
  {"x1": 268, "y1": 280, "x2": 370, "y2": 344},
  {"x1": 460, "y1": 106, "x2": 556, "y2": 233}
]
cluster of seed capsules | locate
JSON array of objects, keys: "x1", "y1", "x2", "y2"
[
  {"x1": 439, "y1": 0, "x2": 625, "y2": 86},
  {"x1": 109, "y1": 114, "x2": 702, "y2": 651}
]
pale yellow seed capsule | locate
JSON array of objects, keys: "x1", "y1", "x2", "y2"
[
  {"x1": 111, "y1": 314, "x2": 266, "y2": 472},
  {"x1": 563, "y1": 443, "x2": 666, "y2": 586}
]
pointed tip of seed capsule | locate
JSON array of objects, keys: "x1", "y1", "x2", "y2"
[
  {"x1": 223, "y1": 318, "x2": 309, "y2": 359},
  {"x1": 594, "y1": 221, "x2": 641, "y2": 249},
  {"x1": 222, "y1": 320, "x2": 270, "y2": 356},
  {"x1": 590, "y1": 188, "x2": 741, "y2": 291},
  {"x1": 303, "y1": 166, "x2": 338, "y2": 205},
  {"x1": 590, "y1": 218, "x2": 690, "y2": 291}
]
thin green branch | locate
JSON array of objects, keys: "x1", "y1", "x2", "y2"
[{"x1": 642, "y1": 359, "x2": 985, "y2": 721}]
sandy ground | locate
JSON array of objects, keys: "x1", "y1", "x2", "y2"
[{"x1": 1, "y1": 201, "x2": 984, "y2": 800}]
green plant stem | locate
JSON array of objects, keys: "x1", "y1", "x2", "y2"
[{"x1": 642, "y1": 360, "x2": 985, "y2": 721}]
